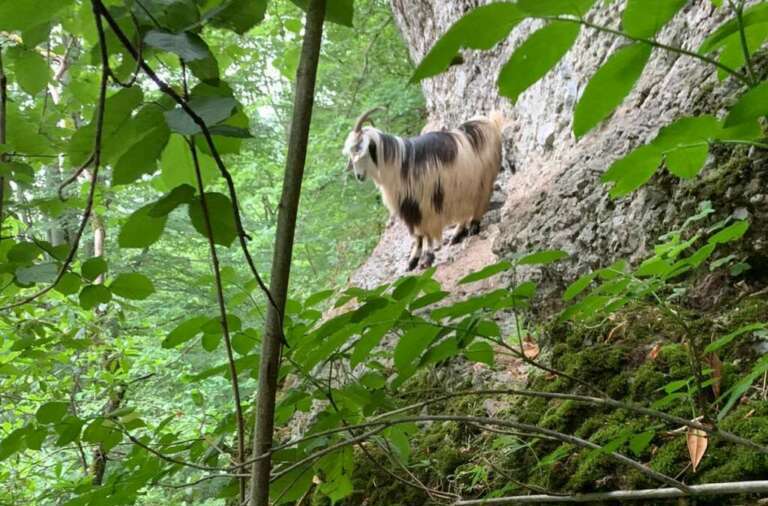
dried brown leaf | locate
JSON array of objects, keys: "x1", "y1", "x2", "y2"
[
  {"x1": 707, "y1": 353, "x2": 723, "y2": 397},
  {"x1": 686, "y1": 428, "x2": 708, "y2": 472},
  {"x1": 647, "y1": 343, "x2": 662, "y2": 361},
  {"x1": 523, "y1": 337, "x2": 540, "y2": 360}
]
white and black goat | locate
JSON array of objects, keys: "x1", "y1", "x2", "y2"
[{"x1": 343, "y1": 107, "x2": 504, "y2": 270}]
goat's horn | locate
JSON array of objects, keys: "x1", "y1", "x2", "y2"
[{"x1": 354, "y1": 107, "x2": 385, "y2": 132}]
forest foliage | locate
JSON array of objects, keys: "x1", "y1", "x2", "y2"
[{"x1": 1, "y1": 0, "x2": 768, "y2": 505}]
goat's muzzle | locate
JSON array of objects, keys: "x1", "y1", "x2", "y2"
[{"x1": 355, "y1": 173, "x2": 365, "y2": 182}]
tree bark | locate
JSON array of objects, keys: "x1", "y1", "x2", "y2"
[{"x1": 248, "y1": 0, "x2": 326, "y2": 504}]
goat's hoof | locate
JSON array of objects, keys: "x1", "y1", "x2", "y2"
[
  {"x1": 450, "y1": 228, "x2": 469, "y2": 245},
  {"x1": 407, "y1": 257, "x2": 420, "y2": 271},
  {"x1": 469, "y1": 220, "x2": 481, "y2": 236},
  {"x1": 419, "y1": 252, "x2": 435, "y2": 269}
]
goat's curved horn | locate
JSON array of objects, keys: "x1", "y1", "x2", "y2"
[{"x1": 354, "y1": 107, "x2": 385, "y2": 132}]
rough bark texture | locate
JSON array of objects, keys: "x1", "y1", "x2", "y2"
[{"x1": 384, "y1": 0, "x2": 768, "y2": 294}]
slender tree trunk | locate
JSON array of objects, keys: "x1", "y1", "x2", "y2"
[
  {"x1": 0, "y1": 46, "x2": 7, "y2": 241},
  {"x1": 249, "y1": 1, "x2": 326, "y2": 504}
]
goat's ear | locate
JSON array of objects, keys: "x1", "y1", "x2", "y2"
[{"x1": 367, "y1": 139, "x2": 378, "y2": 166}]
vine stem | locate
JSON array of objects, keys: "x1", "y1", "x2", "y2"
[
  {"x1": 545, "y1": 15, "x2": 753, "y2": 87},
  {"x1": 181, "y1": 60, "x2": 246, "y2": 503},
  {"x1": 730, "y1": 0, "x2": 757, "y2": 85}
]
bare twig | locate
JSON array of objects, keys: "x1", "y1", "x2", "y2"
[{"x1": 452, "y1": 480, "x2": 768, "y2": 505}]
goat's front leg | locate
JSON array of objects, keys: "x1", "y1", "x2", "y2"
[
  {"x1": 407, "y1": 235, "x2": 423, "y2": 271},
  {"x1": 420, "y1": 237, "x2": 437, "y2": 269}
]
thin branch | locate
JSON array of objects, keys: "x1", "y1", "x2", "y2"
[
  {"x1": 183, "y1": 59, "x2": 246, "y2": 500},
  {"x1": 119, "y1": 425, "x2": 223, "y2": 472},
  {"x1": 158, "y1": 473, "x2": 249, "y2": 490},
  {"x1": 452, "y1": 480, "x2": 768, "y2": 505},
  {"x1": 545, "y1": 15, "x2": 752, "y2": 87}
]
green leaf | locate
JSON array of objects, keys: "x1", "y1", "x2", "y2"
[
  {"x1": 0, "y1": 0, "x2": 74, "y2": 31},
  {"x1": 24, "y1": 425, "x2": 48, "y2": 451},
  {"x1": 113, "y1": 126, "x2": 171, "y2": 185},
  {"x1": 53, "y1": 416, "x2": 83, "y2": 446},
  {"x1": 464, "y1": 341, "x2": 494, "y2": 366},
  {"x1": 622, "y1": 0, "x2": 686, "y2": 38},
  {"x1": 459, "y1": 261, "x2": 512, "y2": 284},
  {"x1": 602, "y1": 144, "x2": 663, "y2": 198},
  {"x1": 724, "y1": 81, "x2": 768, "y2": 127},
  {"x1": 109, "y1": 273, "x2": 155, "y2": 300},
  {"x1": 144, "y1": 30, "x2": 211, "y2": 61},
  {"x1": 15, "y1": 263, "x2": 58, "y2": 285},
  {"x1": 700, "y1": 2, "x2": 768, "y2": 53},
  {"x1": 351, "y1": 325, "x2": 389, "y2": 367},
  {"x1": 8, "y1": 47, "x2": 50, "y2": 96},
  {"x1": 0, "y1": 428, "x2": 27, "y2": 461},
  {"x1": 232, "y1": 330, "x2": 259, "y2": 356},
  {"x1": 498, "y1": 21, "x2": 580, "y2": 103},
  {"x1": 652, "y1": 116, "x2": 720, "y2": 151},
  {"x1": 160, "y1": 135, "x2": 218, "y2": 190},
  {"x1": 149, "y1": 185, "x2": 196, "y2": 217},
  {"x1": 210, "y1": 0, "x2": 267, "y2": 34},
  {"x1": 290, "y1": 0, "x2": 354, "y2": 27},
  {"x1": 716, "y1": 23, "x2": 768, "y2": 80},
  {"x1": 164, "y1": 96, "x2": 238, "y2": 135},
  {"x1": 629, "y1": 430, "x2": 655, "y2": 456},
  {"x1": 412, "y1": 3, "x2": 524, "y2": 82},
  {"x1": 708, "y1": 220, "x2": 749, "y2": 244},
  {"x1": 54, "y1": 272, "x2": 81, "y2": 295},
  {"x1": 517, "y1": 250, "x2": 569, "y2": 266},
  {"x1": 394, "y1": 324, "x2": 441, "y2": 372},
  {"x1": 563, "y1": 272, "x2": 596, "y2": 301},
  {"x1": 705, "y1": 322, "x2": 765, "y2": 353},
  {"x1": 36, "y1": 401, "x2": 69, "y2": 424},
  {"x1": 410, "y1": 290, "x2": 450, "y2": 310},
  {"x1": 187, "y1": 192, "x2": 238, "y2": 246},
  {"x1": 79, "y1": 285, "x2": 112, "y2": 310},
  {"x1": 305, "y1": 289, "x2": 335, "y2": 307},
  {"x1": 81, "y1": 257, "x2": 108, "y2": 282},
  {"x1": 162, "y1": 316, "x2": 208, "y2": 348},
  {"x1": 573, "y1": 43, "x2": 652, "y2": 138},
  {"x1": 119, "y1": 204, "x2": 168, "y2": 249},
  {"x1": 517, "y1": 0, "x2": 596, "y2": 16},
  {"x1": 665, "y1": 144, "x2": 709, "y2": 179},
  {"x1": 82, "y1": 418, "x2": 122, "y2": 451}
]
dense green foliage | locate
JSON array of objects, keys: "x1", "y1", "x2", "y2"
[{"x1": 1, "y1": 0, "x2": 768, "y2": 505}]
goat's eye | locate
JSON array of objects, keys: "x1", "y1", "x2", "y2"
[{"x1": 354, "y1": 141, "x2": 363, "y2": 152}]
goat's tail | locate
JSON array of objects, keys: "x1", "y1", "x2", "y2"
[{"x1": 487, "y1": 110, "x2": 509, "y2": 135}]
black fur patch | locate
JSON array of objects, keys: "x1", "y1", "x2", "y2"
[
  {"x1": 399, "y1": 196, "x2": 422, "y2": 233},
  {"x1": 459, "y1": 121, "x2": 486, "y2": 153},
  {"x1": 368, "y1": 141, "x2": 378, "y2": 165},
  {"x1": 401, "y1": 132, "x2": 459, "y2": 180},
  {"x1": 432, "y1": 179, "x2": 444, "y2": 213},
  {"x1": 379, "y1": 133, "x2": 400, "y2": 166}
]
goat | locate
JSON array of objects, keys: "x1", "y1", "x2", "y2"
[{"x1": 343, "y1": 107, "x2": 505, "y2": 271}]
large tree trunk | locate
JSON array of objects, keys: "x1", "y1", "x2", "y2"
[{"x1": 389, "y1": 1, "x2": 768, "y2": 295}]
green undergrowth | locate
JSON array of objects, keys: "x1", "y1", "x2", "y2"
[{"x1": 319, "y1": 296, "x2": 768, "y2": 505}]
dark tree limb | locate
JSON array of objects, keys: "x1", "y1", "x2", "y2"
[
  {"x1": 0, "y1": 44, "x2": 6, "y2": 244},
  {"x1": 249, "y1": 1, "x2": 326, "y2": 504}
]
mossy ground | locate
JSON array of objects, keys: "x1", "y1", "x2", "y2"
[{"x1": 318, "y1": 296, "x2": 768, "y2": 505}]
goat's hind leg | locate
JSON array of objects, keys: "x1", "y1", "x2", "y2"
[
  {"x1": 420, "y1": 236, "x2": 437, "y2": 269},
  {"x1": 407, "y1": 235, "x2": 423, "y2": 271},
  {"x1": 450, "y1": 221, "x2": 471, "y2": 245}
]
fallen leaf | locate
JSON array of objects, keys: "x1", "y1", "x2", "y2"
[
  {"x1": 648, "y1": 343, "x2": 662, "y2": 361},
  {"x1": 706, "y1": 353, "x2": 723, "y2": 397},
  {"x1": 744, "y1": 409, "x2": 755, "y2": 419},
  {"x1": 523, "y1": 336, "x2": 540, "y2": 360},
  {"x1": 687, "y1": 428, "x2": 708, "y2": 472}
]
